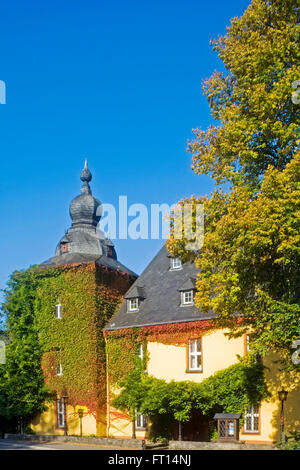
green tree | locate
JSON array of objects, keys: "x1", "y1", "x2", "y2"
[
  {"x1": 112, "y1": 359, "x2": 147, "y2": 419},
  {"x1": 0, "y1": 270, "x2": 50, "y2": 426},
  {"x1": 189, "y1": 0, "x2": 299, "y2": 186},
  {"x1": 167, "y1": 0, "x2": 300, "y2": 362},
  {"x1": 168, "y1": 155, "x2": 300, "y2": 360},
  {"x1": 112, "y1": 361, "x2": 268, "y2": 439},
  {"x1": 111, "y1": 357, "x2": 148, "y2": 437}
]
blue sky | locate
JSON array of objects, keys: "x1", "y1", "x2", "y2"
[{"x1": 0, "y1": 0, "x2": 250, "y2": 300}]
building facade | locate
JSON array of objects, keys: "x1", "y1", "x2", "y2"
[
  {"x1": 29, "y1": 164, "x2": 300, "y2": 443},
  {"x1": 105, "y1": 245, "x2": 300, "y2": 444},
  {"x1": 30, "y1": 162, "x2": 136, "y2": 436}
]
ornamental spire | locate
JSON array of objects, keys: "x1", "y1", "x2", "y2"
[{"x1": 80, "y1": 159, "x2": 92, "y2": 194}]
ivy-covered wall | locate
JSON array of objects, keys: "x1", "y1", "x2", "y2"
[
  {"x1": 1, "y1": 261, "x2": 134, "y2": 435},
  {"x1": 105, "y1": 321, "x2": 214, "y2": 388},
  {"x1": 35, "y1": 262, "x2": 133, "y2": 433},
  {"x1": 105, "y1": 324, "x2": 270, "y2": 441}
]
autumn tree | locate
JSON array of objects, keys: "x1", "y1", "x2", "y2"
[
  {"x1": 168, "y1": 155, "x2": 300, "y2": 358},
  {"x1": 189, "y1": 0, "x2": 299, "y2": 186},
  {"x1": 167, "y1": 0, "x2": 300, "y2": 361}
]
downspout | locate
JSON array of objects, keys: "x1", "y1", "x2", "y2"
[{"x1": 104, "y1": 334, "x2": 111, "y2": 437}]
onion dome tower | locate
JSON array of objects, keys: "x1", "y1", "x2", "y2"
[
  {"x1": 69, "y1": 160, "x2": 102, "y2": 228},
  {"x1": 40, "y1": 161, "x2": 136, "y2": 277}
]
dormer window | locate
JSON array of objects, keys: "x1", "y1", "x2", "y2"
[
  {"x1": 171, "y1": 257, "x2": 182, "y2": 270},
  {"x1": 55, "y1": 304, "x2": 62, "y2": 319},
  {"x1": 179, "y1": 278, "x2": 196, "y2": 307},
  {"x1": 57, "y1": 363, "x2": 63, "y2": 376},
  {"x1": 182, "y1": 290, "x2": 194, "y2": 306},
  {"x1": 125, "y1": 286, "x2": 146, "y2": 313},
  {"x1": 128, "y1": 298, "x2": 139, "y2": 312}
]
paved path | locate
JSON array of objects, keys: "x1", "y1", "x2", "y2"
[{"x1": 0, "y1": 439, "x2": 132, "y2": 450}]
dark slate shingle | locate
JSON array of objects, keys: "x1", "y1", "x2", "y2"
[
  {"x1": 39, "y1": 252, "x2": 137, "y2": 277},
  {"x1": 105, "y1": 244, "x2": 216, "y2": 330}
]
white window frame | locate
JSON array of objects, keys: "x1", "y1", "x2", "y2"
[
  {"x1": 57, "y1": 399, "x2": 65, "y2": 429},
  {"x1": 55, "y1": 304, "x2": 62, "y2": 319},
  {"x1": 138, "y1": 344, "x2": 143, "y2": 360},
  {"x1": 245, "y1": 334, "x2": 262, "y2": 363},
  {"x1": 244, "y1": 405, "x2": 259, "y2": 433},
  {"x1": 57, "y1": 363, "x2": 63, "y2": 376},
  {"x1": 127, "y1": 298, "x2": 139, "y2": 312},
  {"x1": 188, "y1": 338, "x2": 202, "y2": 371},
  {"x1": 135, "y1": 412, "x2": 147, "y2": 430},
  {"x1": 246, "y1": 334, "x2": 252, "y2": 352},
  {"x1": 182, "y1": 290, "x2": 194, "y2": 306},
  {"x1": 171, "y1": 257, "x2": 182, "y2": 270}
]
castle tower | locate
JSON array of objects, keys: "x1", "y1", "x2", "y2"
[
  {"x1": 31, "y1": 162, "x2": 136, "y2": 437},
  {"x1": 41, "y1": 160, "x2": 134, "y2": 274}
]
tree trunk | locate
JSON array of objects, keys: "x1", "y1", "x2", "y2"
[
  {"x1": 178, "y1": 420, "x2": 182, "y2": 441},
  {"x1": 132, "y1": 418, "x2": 136, "y2": 439}
]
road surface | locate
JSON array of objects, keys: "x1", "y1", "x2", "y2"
[{"x1": 0, "y1": 439, "x2": 132, "y2": 450}]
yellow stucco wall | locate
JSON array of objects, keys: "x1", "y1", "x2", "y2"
[
  {"x1": 109, "y1": 328, "x2": 300, "y2": 444},
  {"x1": 239, "y1": 360, "x2": 300, "y2": 444},
  {"x1": 106, "y1": 381, "x2": 147, "y2": 439},
  {"x1": 107, "y1": 404, "x2": 146, "y2": 439},
  {"x1": 34, "y1": 329, "x2": 300, "y2": 443},
  {"x1": 31, "y1": 403, "x2": 98, "y2": 436},
  {"x1": 147, "y1": 329, "x2": 244, "y2": 382}
]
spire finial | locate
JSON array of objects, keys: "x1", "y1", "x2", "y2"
[
  {"x1": 80, "y1": 159, "x2": 92, "y2": 182},
  {"x1": 80, "y1": 159, "x2": 92, "y2": 193}
]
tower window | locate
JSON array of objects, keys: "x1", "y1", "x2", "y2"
[
  {"x1": 57, "y1": 399, "x2": 65, "y2": 429},
  {"x1": 138, "y1": 344, "x2": 143, "y2": 360},
  {"x1": 61, "y1": 243, "x2": 68, "y2": 254},
  {"x1": 55, "y1": 304, "x2": 62, "y2": 319},
  {"x1": 57, "y1": 363, "x2": 63, "y2": 376}
]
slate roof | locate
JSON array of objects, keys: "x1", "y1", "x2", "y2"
[
  {"x1": 40, "y1": 252, "x2": 137, "y2": 277},
  {"x1": 124, "y1": 285, "x2": 147, "y2": 300},
  {"x1": 178, "y1": 277, "x2": 196, "y2": 291},
  {"x1": 105, "y1": 244, "x2": 216, "y2": 330}
]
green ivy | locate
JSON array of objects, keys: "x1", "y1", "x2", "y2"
[
  {"x1": 112, "y1": 359, "x2": 269, "y2": 438},
  {"x1": 0, "y1": 262, "x2": 132, "y2": 422},
  {"x1": 276, "y1": 431, "x2": 300, "y2": 450}
]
